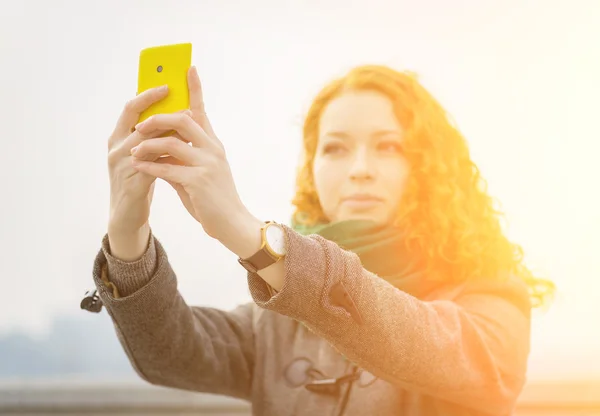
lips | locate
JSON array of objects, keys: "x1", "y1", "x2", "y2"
[
  {"x1": 342, "y1": 194, "x2": 384, "y2": 210},
  {"x1": 343, "y1": 194, "x2": 383, "y2": 202}
]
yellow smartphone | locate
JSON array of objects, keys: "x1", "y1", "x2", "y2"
[{"x1": 137, "y1": 43, "x2": 192, "y2": 123}]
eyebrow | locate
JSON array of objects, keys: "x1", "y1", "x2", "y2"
[{"x1": 322, "y1": 130, "x2": 401, "y2": 139}]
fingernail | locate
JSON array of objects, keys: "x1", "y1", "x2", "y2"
[
  {"x1": 158, "y1": 85, "x2": 168, "y2": 92},
  {"x1": 130, "y1": 146, "x2": 138, "y2": 155}
]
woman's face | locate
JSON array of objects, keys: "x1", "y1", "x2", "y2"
[{"x1": 312, "y1": 90, "x2": 409, "y2": 226}]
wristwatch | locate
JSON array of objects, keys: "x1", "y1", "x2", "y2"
[{"x1": 238, "y1": 221, "x2": 286, "y2": 273}]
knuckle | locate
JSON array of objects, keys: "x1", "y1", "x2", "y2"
[
  {"x1": 165, "y1": 137, "x2": 181, "y2": 150},
  {"x1": 209, "y1": 141, "x2": 227, "y2": 160},
  {"x1": 158, "y1": 163, "x2": 170, "y2": 176},
  {"x1": 214, "y1": 145, "x2": 227, "y2": 159},
  {"x1": 176, "y1": 112, "x2": 190, "y2": 126},
  {"x1": 107, "y1": 148, "x2": 119, "y2": 166},
  {"x1": 107, "y1": 136, "x2": 116, "y2": 151},
  {"x1": 141, "y1": 115, "x2": 154, "y2": 128},
  {"x1": 123, "y1": 99, "x2": 137, "y2": 114},
  {"x1": 133, "y1": 141, "x2": 145, "y2": 153}
]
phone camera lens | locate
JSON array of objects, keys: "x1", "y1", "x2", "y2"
[{"x1": 157, "y1": 65, "x2": 163, "y2": 73}]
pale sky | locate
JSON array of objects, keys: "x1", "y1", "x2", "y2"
[{"x1": 1, "y1": 0, "x2": 599, "y2": 381}]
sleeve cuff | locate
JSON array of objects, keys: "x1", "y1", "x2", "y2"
[
  {"x1": 101, "y1": 229, "x2": 158, "y2": 297},
  {"x1": 246, "y1": 225, "x2": 365, "y2": 329}
]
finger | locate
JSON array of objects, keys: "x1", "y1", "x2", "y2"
[
  {"x1": 131, "y1": 136, "x2": 200, "y2": 166},
  {"x1": 135, "y1": 112, "x2": 213, "y2": 149},
  {"x1": 131, "y1": 159, "x2": 188, "y2": 185},
  {"x1": 188, "y1": 66, "x2": 216, "y2": 138},
  {"x1": 153, "y1": 156, "x2": 187, "y2": 166},
  {"x1": 117, "y1": 110, "x2": 194, "y2": 160},
  {"x1": 114, "y1": 128, "x2": 168, "y2": 162},
  {"x1": 112, "y1": 85, "x2": 169, "y2": 140}
]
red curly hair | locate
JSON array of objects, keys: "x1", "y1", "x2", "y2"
[{"x1": 292, "y1": 65, "x2": 554, "y2": 308}]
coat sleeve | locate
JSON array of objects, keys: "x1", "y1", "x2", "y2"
[
  {"x1": 92, "y1": 231, "x2": 256, "y2": 401},
  {"x1": 247, "y1": 226, "x2": 531, "y2": 415}
]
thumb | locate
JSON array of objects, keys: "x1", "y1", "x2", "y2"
[
  {"x1": 137, "y1": 169, "x2": 158, "y2": 191},
  {"x1": 187, "y1": 65, "x2": 216, "y2": 138}
]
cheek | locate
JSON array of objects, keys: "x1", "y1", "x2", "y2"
[
  {"x1": 312, "y1": 159, "x2": 344, "y2": 205},
  {"x1": 381, "y1": 160, "x2": 410, "y2": 203}
]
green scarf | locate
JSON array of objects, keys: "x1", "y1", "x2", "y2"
[{"x1": 292, "y1": 219, "x2": 437, "y2": 299}]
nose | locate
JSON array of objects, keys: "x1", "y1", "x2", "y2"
[{"x1": 348, "y1": 147, "x2": 375, "y2": 181}]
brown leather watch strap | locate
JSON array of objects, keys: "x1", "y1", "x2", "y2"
[{"x1": 238, "y1": 247, "x2": 278, "y2": 273}]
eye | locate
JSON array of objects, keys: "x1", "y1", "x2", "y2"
[
  {"x1": 322, "y1": 143, "x2": 346, "y2": 155},
  {"x1": 377, "y1": 141, "x2": 404, "y2": 153}
]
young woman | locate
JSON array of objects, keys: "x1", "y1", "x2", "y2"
[{"x1": 87, "y1": 64, "x2": 554, "y2": 415}]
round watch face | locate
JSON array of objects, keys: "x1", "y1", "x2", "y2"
[{"x1": 265, "y1": 223, "x2": 286, "y2": 256}]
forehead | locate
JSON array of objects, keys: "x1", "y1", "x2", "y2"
[{"x1": 319, "y1": 90, "x2": 403, "y2": 136}]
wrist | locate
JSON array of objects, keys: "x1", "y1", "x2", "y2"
[
  {"x1": 107, "y1": 222, "x2": 151, "y2": 262},
  {"x1": 217, "y1": 209, "x2": 264, "y2": 260},
  {"x1": 218, "y1": 209, "x2": 286, "y2": 293}
]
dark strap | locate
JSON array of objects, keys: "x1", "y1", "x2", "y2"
[{"x1": 238, "y1": 247, "x2": 276, "y2": 273}]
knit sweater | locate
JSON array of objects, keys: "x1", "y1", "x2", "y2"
[{"x1": 91, "y1": 225, "x2": 531, "y2": 415}]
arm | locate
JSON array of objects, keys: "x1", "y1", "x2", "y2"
[
  {"x1": 92, "y1": 230, "x2": 255, "y2": 401},
  {"x1": 222, "y1": 219, "x2": 531, "y2": 415}
]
